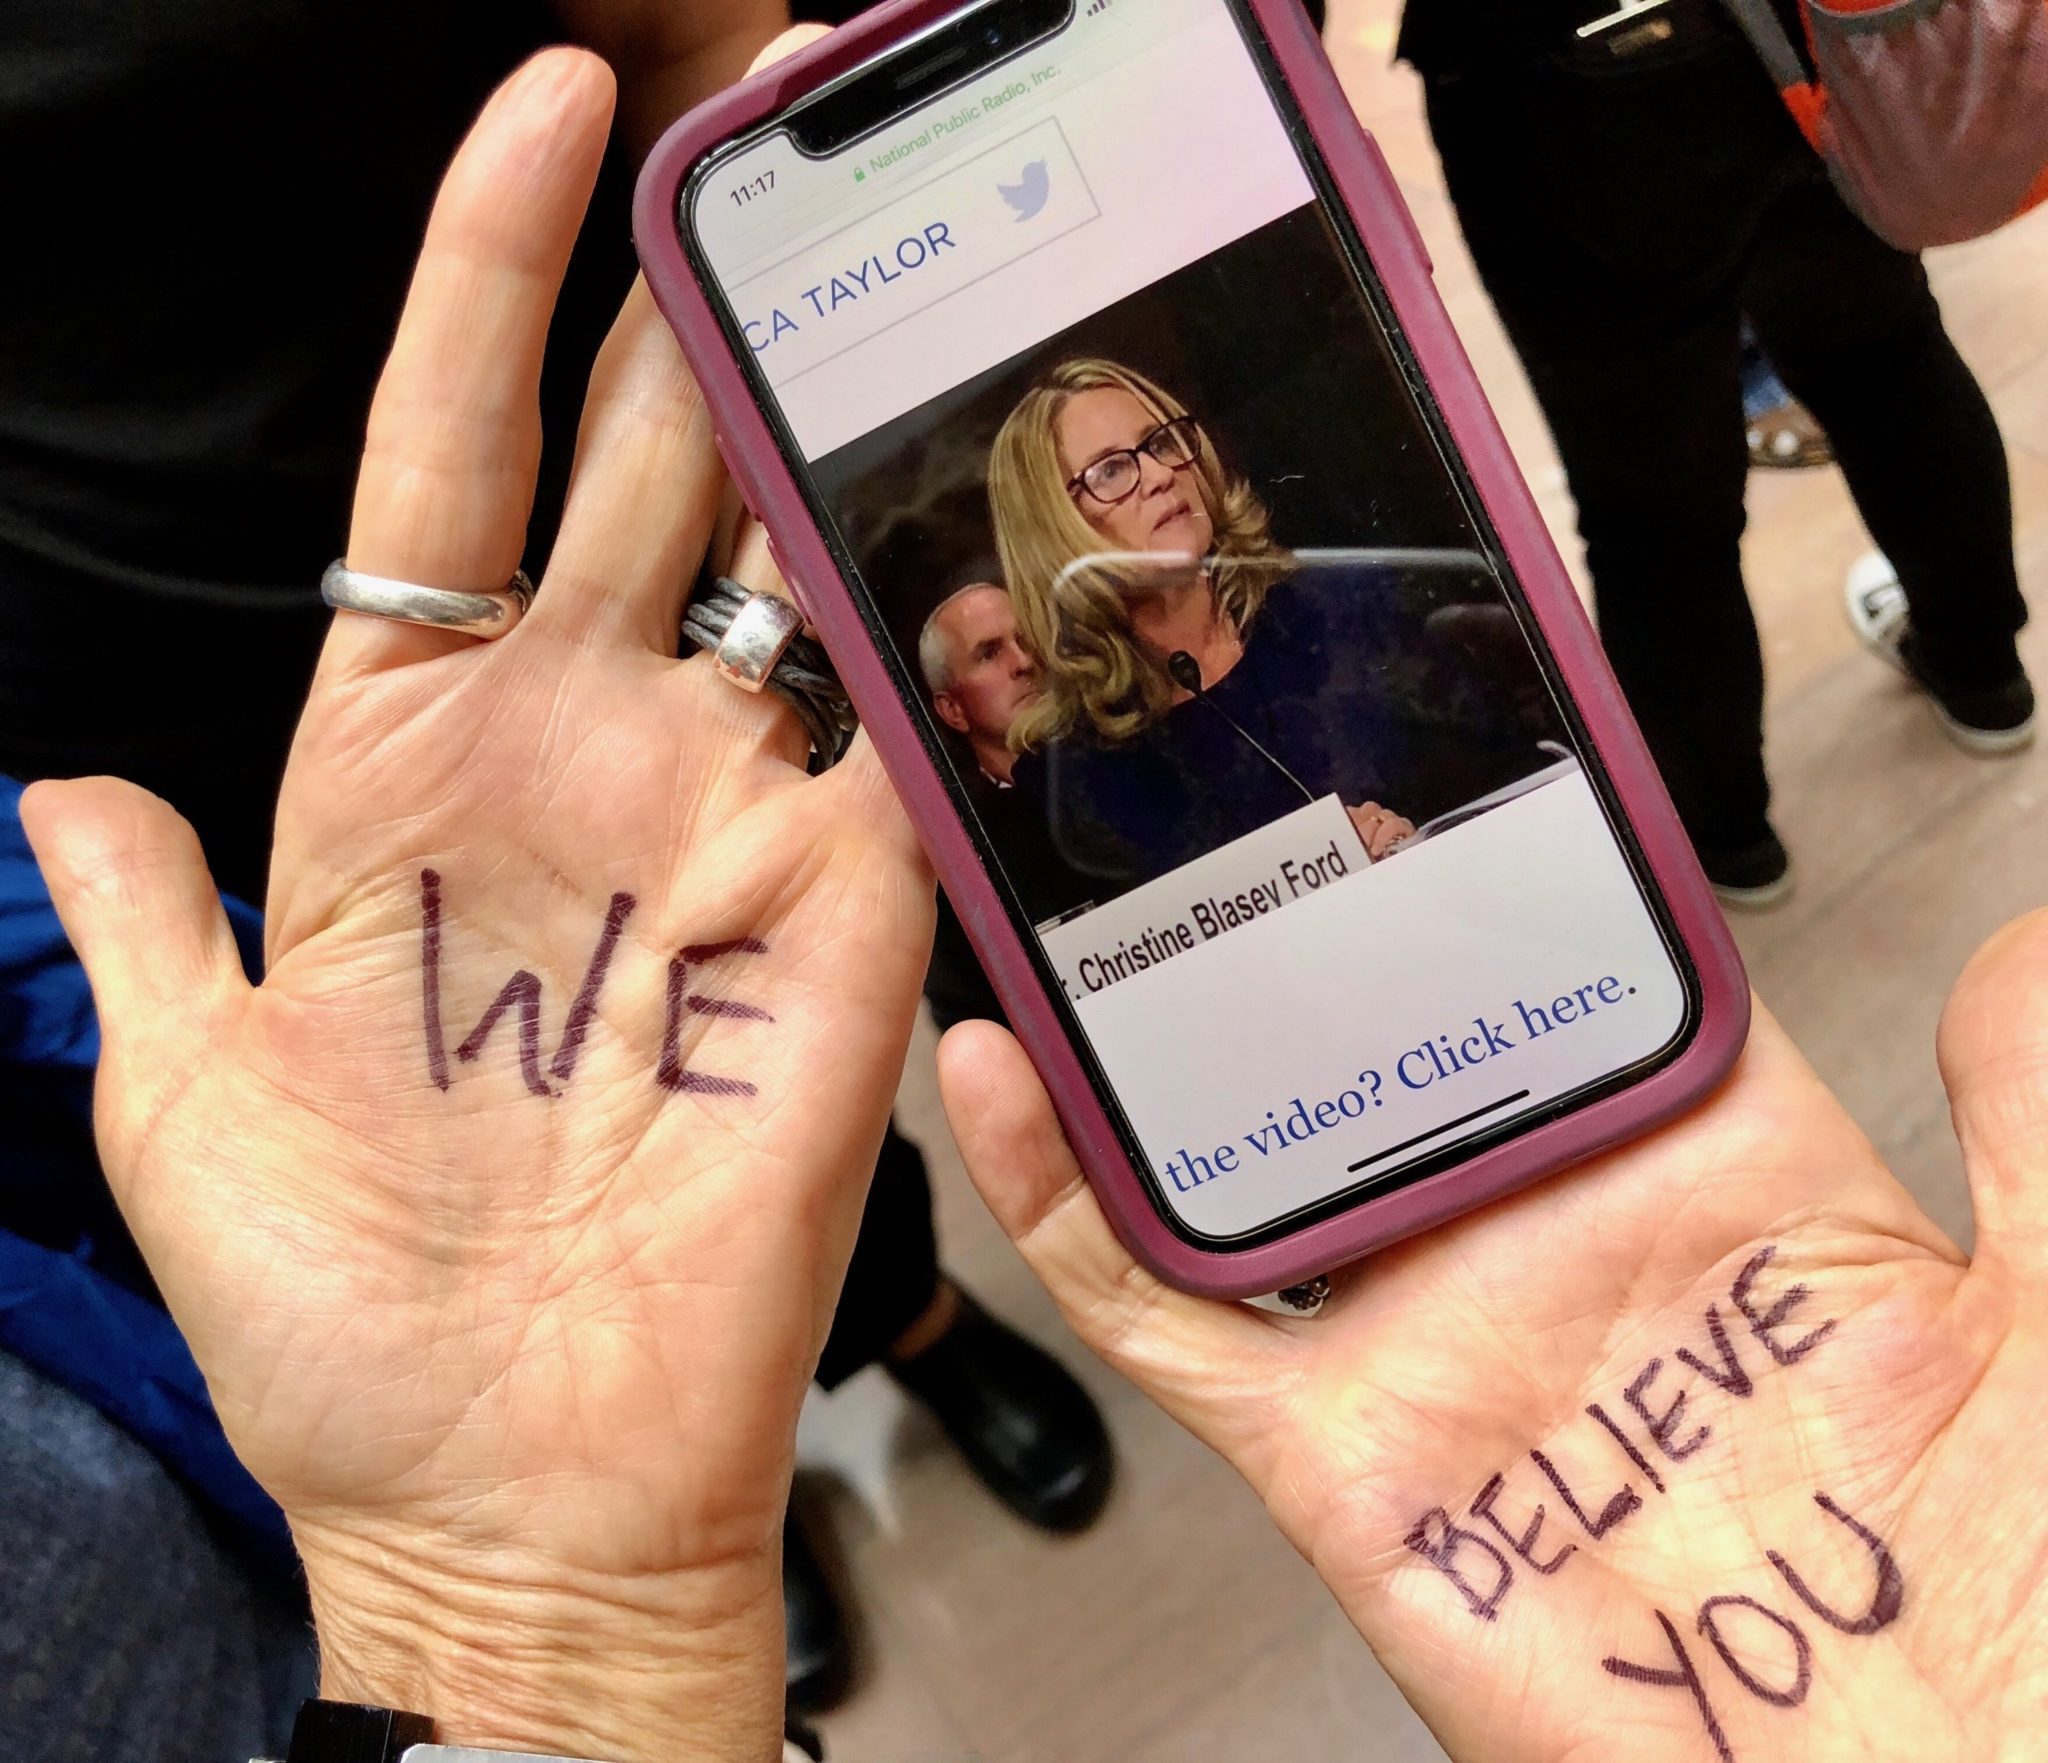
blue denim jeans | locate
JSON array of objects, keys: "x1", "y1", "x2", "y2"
[{"x1": 0, "y1": 1349, "x2": 315, "y2": 1763}]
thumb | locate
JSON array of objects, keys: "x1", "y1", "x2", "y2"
[
  {"x1": 937, "y1": 1020, "x2": 1297, "y2": 1464},
  {"x1": 19, "y1": 778, "x2": 250, "y2": 1170},
  {"x1": 1938, "y1": 907, "x2": 2048, "y2": 1283}
]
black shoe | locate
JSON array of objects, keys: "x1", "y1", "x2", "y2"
[
  {"x1": 888, "y1": 1290, "x2": 1114, "y2": 1533},
  {"x1": 783, "y1": 1503, "x2": 850, "y2": 1714},
  {"x1": 1700, "y1": 827, "x2": 1794, "y2": 912},
  {"x1": 1898, "y1": 630, "x2": 2037, "y2": 753},
  {"x1": 1845, "y1": 555, "x2": 2036, "y2": 754}
]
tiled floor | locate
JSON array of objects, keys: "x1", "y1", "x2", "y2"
[{"x1": 800, "y1": 5, "x2": 2048, "y2": 1756}]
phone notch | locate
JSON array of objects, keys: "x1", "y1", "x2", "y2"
[{"x1": 785, "y1": 0, "x2": 1072, "y2": 156}]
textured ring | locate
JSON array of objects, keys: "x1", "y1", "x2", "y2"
[
  {"x1": 682, "y1": 575, "x2": 856, "y2": 769},
  {"x1": 321, "y1": 561, "x2": 534, "y2": 640},
  {"x1": 712, "y1": 591, "x2": 806, "y2": 694},
  {"x1": 1275, "y1": 1275, "x2": 1333, "y2": 1315}
]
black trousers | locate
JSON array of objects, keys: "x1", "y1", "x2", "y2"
[
  {"x1": 813, "y1": 894, "x2": 1002, "y2": 1388},
  {"x1": 1423, "y1": 28, "x2": 2026, "y2": 849},
  {"x1": 816, "y1": 1116, "x2": 942, "y2": 1388}
]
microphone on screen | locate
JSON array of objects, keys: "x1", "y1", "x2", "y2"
[{"x1": 1167, "y1": 650, "x2": 1314, "y2": 807}]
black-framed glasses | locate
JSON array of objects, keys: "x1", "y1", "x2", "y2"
[{"x1": 1066, "y1": 417, "x2": 1202, "y2": 507}]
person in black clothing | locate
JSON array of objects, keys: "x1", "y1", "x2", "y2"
[{"x1": 1396, "y1": 0, "x2": 2033, "y2": 906}]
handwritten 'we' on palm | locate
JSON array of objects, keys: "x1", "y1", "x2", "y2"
[{"x1": 417, "y1": 869, "x2": 771, "y2": 1100}]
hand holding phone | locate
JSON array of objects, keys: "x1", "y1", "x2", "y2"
[{"x1": 939, "y1": 925, "x2": 2048, "y2": 1763}]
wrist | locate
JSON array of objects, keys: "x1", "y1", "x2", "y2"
[{"x1": 296, "y1": 1522, "x2": 785, "y2": 1763}]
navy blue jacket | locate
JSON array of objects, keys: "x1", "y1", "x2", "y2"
[{"x1": 1016, "y1": 563, "x2": 1559, "y2": 899}]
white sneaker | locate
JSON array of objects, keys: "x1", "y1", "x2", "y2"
[
  {"x1": 1843, "y1": 552, "x2": 2036, "y2": 755},
  {"x1": 1844, "y1": 552, "x2": 1910, "y2": 672}
]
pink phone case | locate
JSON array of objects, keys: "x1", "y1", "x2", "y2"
[{"x1": 633, "y1": 0, "x2": 1750, "y2": 1298}]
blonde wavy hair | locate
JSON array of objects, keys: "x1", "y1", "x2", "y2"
[{"x1": 987, "y1": 359, "x2": 1291, "y2": 749}]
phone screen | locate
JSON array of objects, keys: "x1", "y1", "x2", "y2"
[{"x1": 682, "y1": 0, "x2": 1697, "y2": 1246}]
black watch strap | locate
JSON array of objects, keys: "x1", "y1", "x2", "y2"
[
  {"x1": 268, "y1": 1696, "x2": 818, "y2": 1763},
  {"x1": 271, "y1": 1700, "x2": 616, "y2": 1763},
  {"x1": 279, "y1": 1701, "x2": 434, "y2": 1763}
]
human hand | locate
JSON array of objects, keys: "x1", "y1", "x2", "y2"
[
  {"x1": 1347, "y1": 800, "x2": 1417, "y2": 860},
  {"x1": 23, "y1": 36, "x2": 922, "y2": 1763},
  {"x1": 940, "y1": 919, "x2": 2048, "y2": 1760}
]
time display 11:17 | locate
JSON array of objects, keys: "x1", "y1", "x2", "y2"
[{"x1": 728, "y1": 168, "x2": 776, "y2": 207}]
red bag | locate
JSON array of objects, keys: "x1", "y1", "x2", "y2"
[{"x1": 1723, "y1": 0, "x2": 2048, "y2": 248}]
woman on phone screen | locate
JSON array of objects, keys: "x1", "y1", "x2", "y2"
[{"x1": 988, "y1": 358, "x2": 1543, "y2": 895}]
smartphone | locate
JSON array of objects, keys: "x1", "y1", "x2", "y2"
[{"x1": 635, "y1": 0, "x2": 1749, "y2": 1297}]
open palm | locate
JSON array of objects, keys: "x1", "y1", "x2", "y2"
[
  {"x1": 23, "y1": 41, "x2": 925, "y2": 1763},
  {"x1": 943, "y1": 922, "x2": 2048, "y2": 1761}
]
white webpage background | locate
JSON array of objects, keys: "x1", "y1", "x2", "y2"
[
  {"x1": 1072, "y1": 773, "x2": 1689, "y2": 1240},
  {"x1": 722, "y1": 115, "x2": 1106, "y2": 391},
  {"x1": 693, "y1": 0, "x2": 1314, "y2": 458}
]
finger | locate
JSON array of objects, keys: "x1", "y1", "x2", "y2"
[
  {"x1": 1940, "y1": 907, "x2": 2048, "y2": 1279},
  {"x1": 747, "y1": 23, "x2": 834, "y2": 73},
  {"x1": 17, "y1": 779, "x2": 250, "y2": 1189},
  {"x1": 812, "y1": 728, "x2": 929, "y2": 871},
  {"x1": 539, "y1": 27, "x2": 832, "y2": 664},
  {"x1": 665, "y1": 513, "x2": 828, "y2": 779},
  {"x1": 531, "y1": 278, "x2": 724, "y2": 652},
  {"x1": 938, "y1": 1020, "x2": 1295, "y2": 1462},
  {"x1": 328, "y1": 49, "x2": 617, "y2": 676},
  {"x1": 732, "y1": 516, "x2": 814, "y2": 770}
]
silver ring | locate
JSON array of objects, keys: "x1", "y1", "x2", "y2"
[
  {"x1": 680, "y1": 576, "x2": 855, "y2": 768},
  {"x1": 321, "y1": 560, "x2": 534, "y2": 640},
  {"x1": 711, "y1": 590, "x2": 806, "y2": 694}
]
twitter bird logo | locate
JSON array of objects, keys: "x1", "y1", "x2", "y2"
[{"x1": 997, "y1": 160, "x2": 1051, "y2": 222}]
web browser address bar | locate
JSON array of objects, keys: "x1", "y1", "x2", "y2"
[{"x1": 725, "y1": 117, "x2": 1099, "y2": 393}]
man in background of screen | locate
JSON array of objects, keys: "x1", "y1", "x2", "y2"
[
  {"x1": 915, "y1": 574, "x2": 1103, "y2": 933},
  {"x1": 921, "y1": 580, "x2": 1044, "y2": 786}
]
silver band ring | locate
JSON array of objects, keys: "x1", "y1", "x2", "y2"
[
  {"x1": 711, "y1": 590, "x2": 806, "y2": 694},
  {"x1": 321, "y1": 560, "x2": 534, "y2": 640},
  {"x1": 680, "y1": 575, "x2": 855, "y2": 767}
]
